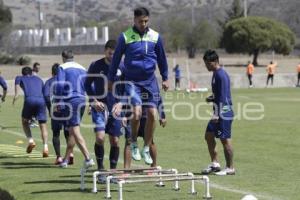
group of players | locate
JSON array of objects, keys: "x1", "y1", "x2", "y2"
[{"x1": 0, "y1": 7, "x2": 236, "y2": 177}]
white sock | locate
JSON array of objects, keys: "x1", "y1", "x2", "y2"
[
  {"x1": 28, "y1": 138, "x2": 34, "y2": 144},
  {"x1": 143, "y1": 145, "x2": 150, "y2": 152},
  {"x1": 43, "y1": 144, "x2": 48, "y2": 150}
]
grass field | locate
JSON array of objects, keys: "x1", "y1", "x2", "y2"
[{"x1": 0, "y1": 88, "x2": 300, "y2": 200}]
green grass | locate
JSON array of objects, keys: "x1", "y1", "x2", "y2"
[{"x1": 1, "y1": 88, "x2": 300, "y2": 200}]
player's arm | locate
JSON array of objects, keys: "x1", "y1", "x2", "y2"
[
  {"x1": 84, "y1": 63, "x2": 105, "y2": 112},
  {"x1": 0, "y1": 77, "x2": 7, "y2": 102},
  {"x1": 155, "y1": 35, "x2": 169, "y2": 91},
  {"x1": 215, "y1": 74, "x2": 230, "y2": 119},
  {"x1": 108, "y1": 34, "x2": 125, "y2": 91},
  {"x1": 12, "y1": 82, "x2": 21, "y2": 105}
]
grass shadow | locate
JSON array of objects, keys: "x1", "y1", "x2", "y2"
[{"x1": 25, "y1": 179, "x2": 87, "y2": 185}]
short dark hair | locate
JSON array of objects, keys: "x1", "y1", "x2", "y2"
[
  {"x1": 52, "y1": 63, "x2": 60, "y2": 76},
  {"x1": 134, "y1": 7, "x2": 150, "y2": 17},
  {"x1": 105, "y1": 40, "x2": 117, "y2": 50},
  {"x1": 61, "y1": 49, "x2": 74, "y2": 60},
  {"x1": 32, "y1": 62, "x2": 40, "y2": 72},
  {"x1": 33, "y1": 62, "x2": 40, "y2": 68},
  {"x1": 203, "y1": 49, "x2": 219, "y2": 63},
  {"x1": 22, "y1": 66, "x2": 32, "y2": 76}
]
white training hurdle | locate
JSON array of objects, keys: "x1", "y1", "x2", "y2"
[
  {"x1": 80, "y1": 166, "x2": 212, "y2": 199},
  {"x1": 105, "y1": 172, "x2": 196, "y2": 199},
  {"x1": 116, "y1": 176, "x2": 212, "y2": 200},
  {"x1": 80, "y1": 166, "x2": 167, "y2": 191}
]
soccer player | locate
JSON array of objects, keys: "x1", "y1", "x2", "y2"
[
  {"x1": 12, "y1": 66, "x2": 49, "y2": 157},
  {"x1": 108, "y1": 7, "x2": 169, "y2": 165},
  {"x1": 296, "y1": 63, "x2": 300, "y2": 87},
  {"x1": 44, "y1": 63, "x2": 72, "y2": 165},
  {"x1": 0, "y1": 71, "x2": 7, "y2": 102},
  {"x1": 266, "y1": 61, "x2": 276, "y2": 87},
  {"x1": 32, "y1": 62, "x2": 40, "y2": 76},
  {"x1": 54, "y1": 50, "x2": 94, "y2": 168},
  {"x1": 201, "y1": 50, "x2": 235, "y2": 176},
  {"x1": 173, "y1": 64, "x2": 181, "y2": 90},
  {"x1": 246, "y1": 61, "x2": 254, "y2": 87},
  {"x1": 85, "y1": 40, "x2": 123, "y2": 173}
]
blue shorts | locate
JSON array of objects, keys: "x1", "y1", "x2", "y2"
[
  {"x1": 206, "y1": 118, "x2": 233, "y2": 139},
  {"x1": 124, "y1": 77, "x2": 160, "y2": 108},
  {"x1": 64, "y1": 97, "x2": 85, "y2": 127},
  {"x1": 122, "y1": 117, "x2": 146, "y2": 139},
  {"x1": 91, "y1": 108, "x2": 122, "y2": 137},
  {"x1": 22, "y1": 97, "x2": 47, "y2": 122}
]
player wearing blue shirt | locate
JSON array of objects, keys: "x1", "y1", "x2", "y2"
[
  {"x1": 0, "y1": 72, "x2": 7, "y2": 102},
  {"x1": 54, "y1": 50, "x2": 94, "y2": 168},
  {"x1": 44, "y1": 63, "x2": 72, "y2": 165},
  {"x1": 12, "y1": 67, "x2": 49, "y2": 157},
  {"x1": 108, "y1": 7, "x2": 169, "y2": 165},
  {"x1": 173, "y1": 64, "x2": 181, "y2": 90},
  {"x1": 85, "y1": 40, "x2": 123, "y2": 173},
  {"x1": 201, "y1": 50, "x2": 235, "y2": 176}
]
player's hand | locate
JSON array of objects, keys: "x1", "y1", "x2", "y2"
[
  {"x1": 112, "y1": 102, "x2": 123, "y2": 117},
  {"x1": 211, "y1": 115, "x2": 219, "y2": 123},
  {"x1": 206, "y1": 95, "x2": 214, "y2": 103},
  {"x1": 88, "y1": 106, "x2": 92, "y2": 115},
  {"x1": 121, "y1": 117, "x2": 127, "y2": 127},
  {"x1": 162, "y1": 80, "x2": 169, "y2": 92},
  {"x1": 159, "y1": 118, "x2": 167, "y2": 127},
  {"x1": 93, "y1": 100, "x2": 105, "y2": 112},
  {"x1": 12, "y1": 97, "x2": 17, "y2": 105}
]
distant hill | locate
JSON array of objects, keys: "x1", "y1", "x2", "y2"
[{"x1": 3, "y1": 0, "x2": 300, "y2": 39}]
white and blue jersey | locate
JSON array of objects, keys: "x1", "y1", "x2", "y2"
[
  {"x1": 15, "y1": 75, "x2": 47, "y2": 122},
  {"x1": 54, "y1": 61, "x2": 87, "y2": 127}
]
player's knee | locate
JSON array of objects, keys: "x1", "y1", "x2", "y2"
[
  {"x1": 95, "y1": 138, "x2": 105, "y2": 145},
  {"x1": 22, "y1": 118, "x2": 30, "y2": 125},
  {"x1": 110, "y1": 137, "x2": 119, "y2": 146},
  {"x1": 205, "y1": 132, "x2": 214, "y2": 141}
]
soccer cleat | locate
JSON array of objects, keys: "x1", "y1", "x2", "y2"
[
  {"x1": 83, "y1": 158, "x2": 95, "y2": 169},
  {"x1": 68, "y1": 156, "x2": 74, "y2": 165},
  {"x1": 26, "y1": 142, "x2": 36, "y2": 154},
  {"x1": 130, "y1": 143, "x2": 141, "y2": 161},
  {"x1": 42, "y1": 150, "x2": 49, "y2": 158},
  {"x1": 215, "y1": 168, "x2": 235, "y2": 176},
  {"x1": 201, "y1": 162, "x2": 221, "y2": 175},
  {"x1": 60, "y1": 159, "x2": 68, "y2": 168},
  {"x1": 141, "y1": 146, "x2": 153, "y2": 165},
  {"x1": 54, "y1": 156, "x2": 63, "y2": 165},
  {"x1": 29, "y1": 122, "x2": 39, "y2": 128}
]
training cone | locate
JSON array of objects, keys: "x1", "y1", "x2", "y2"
[{"x1": 16, "y1": 140, "x2": 24, "y2": 144}]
